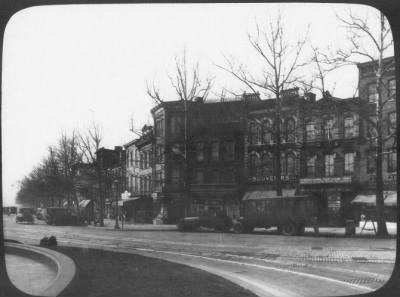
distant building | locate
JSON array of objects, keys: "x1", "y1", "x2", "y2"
[
  {"x1": 356, "y1": 57, "x2": 397, "y2": 192},
  {"x1": 123, "y1": 125, "x2": 154, "y2": 223},
  {"x1": 96, "y1": 146, "x2": 126, "y2": 219},
  {"x1": 151, "y1": 97, "x2": 248, "y2": 223}
]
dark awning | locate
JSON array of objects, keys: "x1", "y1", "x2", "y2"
[
  {"x1": 351, "y1": 191, "x2": 397, "y2": 207},
  {"x1": 242, "y1": 189, "x2": 307, "y2": 201},
  {"x1": 122, "y1": 197, "x2": 142, "y2": 204}
]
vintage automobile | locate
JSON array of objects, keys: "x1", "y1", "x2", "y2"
[
  {"x1": 36, "y1": 208, "x2": 47, "y2": 220},
  {"x1": 177, "y1": 210, "x2": 233, "y2": 232},
  {"x1": 233, "y1": 192, "x2": 319, "y2": 236},
  {"x1": 16, "y1": 207, "x2": 35, "y2": 224},
  {"x1": 45, "y1": 207, "x2": 80, "y2": 226}
]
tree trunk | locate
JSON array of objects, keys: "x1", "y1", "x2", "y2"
[{"x1": 275, "y1": 92, "x2": 282, "y2": 196}]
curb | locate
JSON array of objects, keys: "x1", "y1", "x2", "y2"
[{"x1": 5, "y1": 242, "x2": 76, "y2": 297}]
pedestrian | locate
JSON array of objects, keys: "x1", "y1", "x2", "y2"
[{"x1": 311, "y1": 216, "x2": 319, "y2": 235}]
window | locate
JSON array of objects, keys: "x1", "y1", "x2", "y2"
[
  {"x1": 130, "y1": 175, "x2": 133, "y2": 193},
  {"x1": 262, "y1": 154, "x2": 273, "y2": 177},
  {"x1": 196, "y1": 143, "x2": 204, "y2": 161},
  {"x1": 307, "y1": 156, "x2": 316, "y2": 176},
  {"x1": 344, "y1": 116, "x2": 358, "y2": 138},
  {"x1": 170, "y1": 116, "x2": 182, "y2": 135},
  {"x1": 388, "y1": 112, "x2": 396, "y2": 136},
  {"x1": 135, "y1": 150, "x2": 139, "y2": 167},
  {"x1": 130, "y1": 151, "x2": 133, "y2": 167},
  {"x1": 250, "y1": 122, "x2": 261, "y2": 144},
  {"x1": 388, "y1": 151, "x2": 397, "y2": 172},
  {"x1": 140, "y1": 153, "x2": 143, "y2": 169},
  {"x1": 211, "y1": 142, "x2": 219, "y2": 160},
  {"x1": 280, "y1": 153, "x2": 286, "y2": 176},
  {"x1": 325, "y1": 154, "x2": 335, "y2": 177},
  {"x1": 225, "y1": 142, "x2": 235, "y2": 160},
  {"x1": 344, "y1": 153, "x2": 354, "y2": 174},
  {"x1": 134, "y1": 176, "x2": 139, "y2": 193},
  {"x1": 155, "y1": 119, "x2": 164, "y2": 137},
  {"x1": 306, "y1": 122, "x2": 321, "y2": 141},
  {"x1": 324, "y1": 118, "x2": 337, "y2": 140},
  {"x1": 262, "y1": 120, "x2": 273, "y2": 144},
  {"x1": 195, "y1": 170, "x2": 204, "y2": 183},
  {"x1": 368, "y1": 83, "x2": 378, "y2": 103},
  {"x1": 367, "y1": 151, "x2": 376, "y2": 173},
  {"x1": 388, "y1": 79, "x2": 396, "y2": 99},
  {"x1": 286, "y1": 118, "x2": 296, "y2": 142},
  {"x1": 171, "y1": 167, "x2": 181, "y2": 185},
  {"x1": 249, "y1": 154, "x2": 257, "y2": 177},
  {"x1": 367, "y1": 118, "x2": 377, "y2": 139},
  {"x1": 140, "y1": 177, "x2": 144, "y2": 194},
  {"x1": 154, "y1": 171, "x2": 162, "y2": 187},
  {"x1": 287, "y1": 154, "x2": 296, "y2": 176}
]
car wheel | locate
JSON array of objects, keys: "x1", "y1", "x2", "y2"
[
  {"x1": 233, "y1": 222, "x2": 245, "y2": 233},
  {"x1": 298, "y1": 224, "x2": 306, "y2": 236},
  {"x1": 177, "y1": 221, "x2": 186, "y2": 232},
  {"x1": 281, "y1": 221, "x2": 298, "y2": 236}
]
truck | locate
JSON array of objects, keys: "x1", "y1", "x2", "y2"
[{"x1": 233, "y1": 192, "x2": 358, "y2": 236}]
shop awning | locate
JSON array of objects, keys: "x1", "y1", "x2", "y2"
[
  {"x1": 122, "y1": 197, "x2": 142, "y2": 204},
  {"x1": 242, "y1": 189, "x2": 306, "y2": 201},
  {"x1": 79, "y1": 199, "x2": 92, "y2": 208},
  {"x1": 351, "y1": 191, "x2": 397, "y2": 207}
]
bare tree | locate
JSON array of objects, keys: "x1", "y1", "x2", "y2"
[
  {"x1": 56, "y1": 132, "x2": 83, "y2": 222},
  {"x1": 78, "y1": 123, "x2": 105, "y2": 227},
  {"x1": 299, "y1": 46, "x2": 345, "y2": 97},
  {"x1": 219, "y1": 13, "x2": 308, "y2": 196},
  {"x1": 337, "y1": 10, "x2": 394, "y2": 236}
]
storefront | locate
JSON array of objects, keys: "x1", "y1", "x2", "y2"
[
  {"x1": 122, "y1": 197, "x2": 153, "y2": 224},
  {"x1": 298, "y1": 177, "x2": 357, "y2": 226}
]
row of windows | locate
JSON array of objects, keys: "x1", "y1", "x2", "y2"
[
  {"x1": 367, "y1": 151, "x2": 397, "y2": 173},
  {"x1": 249, "y1": 118, "x2": 295, "y2": 144},
  {"x1": 249, "y1": 153, "x2": 297, "y2": 177},
  {"x1": 196, "y1": 142, "x2": 235, "y2": 161},
  {"x1": 306, "y1": 153, "x2": 355, "y2": 176},
  {"x1": 368, "y1": 79, "x2": 396, "y2": 103},
  {"x1": 248, "y1": 115, "x2": 363, "y2": 144},
  {"x1": 129, "y1": 175, "x2": 152, "y2": 194},
  {"x1": 127, "y1": 149, "x2": 152, "y2": 169}
]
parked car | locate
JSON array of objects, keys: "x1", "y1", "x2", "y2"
[
  {"x1": 16, "y1": 207, "x2": 35, "y2": 224},
  {"x1": 177, "y1": 210, "x2": 233, "y2": 232},
  {"x1": 36, "y1": 208, "x2": 47, "y2": 220},
  {"x1": 45, "y1": 207, "x2": 80, "y2": 226}
]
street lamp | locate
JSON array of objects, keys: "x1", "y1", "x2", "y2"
[{"x1": 113, "y1": 180, "x2": 120, "y2": 229}]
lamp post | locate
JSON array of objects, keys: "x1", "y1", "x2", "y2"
[{"x1": 113, "y1": 180, "x2": 120, "y2": 229}]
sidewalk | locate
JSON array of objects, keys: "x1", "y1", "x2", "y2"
[
  {"x1": 88, "y1": 218, "x2": 177, "y2": 231},
  {"x1": 89, "y1": 219, "x2": 396, "y2": 236}
]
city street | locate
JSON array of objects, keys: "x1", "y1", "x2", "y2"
[{"x1": 3, "y1": 216, "x2": 396, "y2": 297}]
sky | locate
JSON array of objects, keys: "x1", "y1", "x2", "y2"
[{"x1": 1, "y1": 3, "x2": 392, "y2": 206}]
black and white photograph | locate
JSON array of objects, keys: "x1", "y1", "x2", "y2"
[{"x1": 1, "y1": 2, "x2": 399, "y2": 297}]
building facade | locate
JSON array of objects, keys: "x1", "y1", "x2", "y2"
[
  {"x1": 124, "y1": 125, "x2": 154, "y2": 223},
  {"x1": 96, "y1": 146, "x2": 126, "y2": 219}
]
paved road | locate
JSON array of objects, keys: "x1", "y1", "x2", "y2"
[{"x1": 3, "y1": 216, "x2": 396, "y2": 297}]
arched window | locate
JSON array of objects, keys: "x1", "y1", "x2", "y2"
[
  {"x1": 262, "y1": 120, "x2": 273, "y2": 144},
  {"x1": 286, "y1": 118, "x2": 296, "y2": 142},
  {"x1": 249, "y1": 154, "x2": 257, "y2": 177},
  {"x1": 287, "y1": 154, "x2": 296, "y2": 176},
  {"x1": 255, "y1": 155, "x2": 263, "y2": 177},
  {"x1": 249, "y1": 122, "x2": 258, "y2": 144},
  {"x1": 280, "y1": 153, "x2": 286, "y2": 176},
  {"x1": 262, "y1": 153, "x2": 273, "y2": 177}
]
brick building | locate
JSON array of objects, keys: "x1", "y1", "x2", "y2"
[{"x1": 96, "y1": 146, "x2": 126, "y2": 219}]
